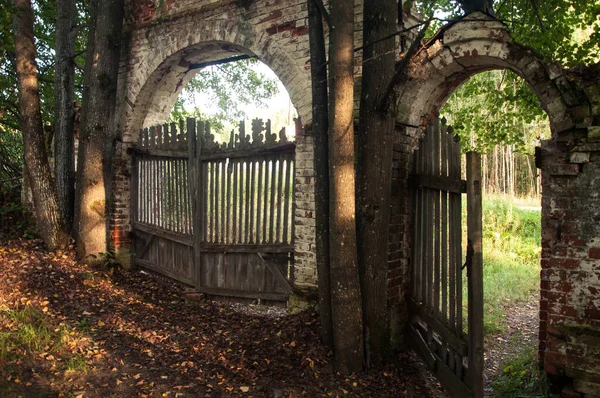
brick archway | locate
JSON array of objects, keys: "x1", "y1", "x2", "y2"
[
  {"x1": 116, "y1": 18, "x2": 311, "y2": 144},
  {"x1": 395, "y1": 13, "x2": 572, "y2": 135},
  {"x1": 394, "y1": 13, "x2": 600, "y2": 394}
]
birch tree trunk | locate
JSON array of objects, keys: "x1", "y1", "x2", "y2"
[
  {"x1": 328, "y1": 0, "x2": 364, "y2": 374},
  {"x1": 13, "y1": 0, "x2": 69, "y2": 250}
]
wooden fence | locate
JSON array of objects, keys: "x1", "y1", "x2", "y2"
[
  {"x1": 130, "y1": 118, "x2": 295, "y2": 302},
  {"x1": 409, "y1": 117, "x2": 483, "y2": 397}
]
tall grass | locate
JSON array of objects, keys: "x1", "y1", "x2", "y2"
[{"x1": 479, "y1": 195, "x2": 541, "y2": 334}]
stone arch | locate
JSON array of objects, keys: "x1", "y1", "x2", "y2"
[
  {"x1": 118, "y1": 18, "x2": 311, "y2": 143},
  {"x1": 395, "y1": 13, "x2": 574, "y2": 136}
]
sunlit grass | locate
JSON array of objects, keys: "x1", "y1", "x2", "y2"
[
  {"x1": 491, "y1": 347, "x2": 557, "y2": 397},
  {"x1": 462, "y1": 195, "x2": 541, "y2": 334}
]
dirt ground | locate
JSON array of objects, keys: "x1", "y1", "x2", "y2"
[
  {"x1": 0, "y1": 239, "x2": 539, "y2": 397},
  {"x1": 483, "y1": 297, "x2": 539, "y2": 396},
  {"x1": 0, "y1": 239, "x2": 448, "y2": 398}
]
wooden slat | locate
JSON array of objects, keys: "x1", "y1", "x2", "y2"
[
  {"x1": 412, "y1": 175, "x2": 467, "y2": 194},
  {"x1": 244, "y1": 161, "x2": 251, "y2": 243},
  {"x1": 269, "y1": 159, "x2": 276, "y2": 244},
  {"x1": 135, "y1": 258, "x2": 195, "y2": 287},
  {"x1": 276, "y1": 159, "x2": 284, "y2": 243},
  {"x1": 199, "y1": 244, "x2": 293, "y2": 253},
  {"x1": 408, "y1": 298, "x2": 468, "y2": 356},
  {"x1": 249, "y1": 160, "x2": 256, "y2": 244},
  {"x1": 257, "y1": 253, "x2": 293, "y2": 293},
  {"x1": 256, "y1": 160, "x2": 263, "y2": 244},
  {"x1": 282, "y1": 157, "x2": 292, "y2": 244},
  {"x1": 409, "y1": 325, "x2": 436, "y2": 370},
  {"x1": 197, "y1": 142, "x2": 295, "y2": 161},
  {"x1": 467, "y1": 151, "x2": 484, "y2": 398},
  {"x1": 435, "y1": 357, "x2": 473, "y2": 398},
  {"x1": 221, "y1": 158, "x2": 226, "y2": 242},
  {"x1": 262, "y1": 160, "x2": 269, "y2": 244},
  {"x1": 232, "y1": 160, "x2": 239, "y2": 244},
  {"x1": 433, "y1": 117, "x2": 441, "y2": 318},
  {"x1": 134, "y1": 222, "x2": 193, "y2": 246}
]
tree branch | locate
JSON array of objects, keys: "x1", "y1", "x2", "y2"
[{"x1": 377, "y1": 19, "x2": 431, "y2": 112}]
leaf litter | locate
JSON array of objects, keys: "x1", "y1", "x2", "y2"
[{"x1": 0, "y1": 239, "x2": 447, "y2": 397}]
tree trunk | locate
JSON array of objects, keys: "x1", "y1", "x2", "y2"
[
  {"x1": 75, "y1": 0, "x2": 124, "y2": 260},
  {"x1": 54, "y1": 0, "x2": 77, "y2": 233},
  {"x1": 328, "y1": 0, "x2": 364, "y2": 374},
  {"x1": 357, "y1": 0, "x2": 396, "y2": 367},
  {"x1": 307, "y1": 0, "x2": 333, "y2": 348},
  {"x1": 13, "y1": 0, "x2": 69, "y2": 250}
]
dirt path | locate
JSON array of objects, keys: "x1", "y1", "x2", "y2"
[{"x1": 483, "y1": 296, "x2": 539, "y2": 396}]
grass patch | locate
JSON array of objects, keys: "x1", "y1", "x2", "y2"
[
  {"x1": 463, "y1": 195, "x2": 541, "y2": 334},
  {"x1": 0, "y1": 306, "x2": 63, "y2": 359},
  {"x1": 491, "y1": 347, "x2": 557, "y2": 397}
]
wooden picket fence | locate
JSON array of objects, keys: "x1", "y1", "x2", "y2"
[
  {"x1": 130, "y1": 118, "x2": 295, "y2": 303},
  {"x1": 409, "y1": 117, "x2": 484, "y2": 397}
]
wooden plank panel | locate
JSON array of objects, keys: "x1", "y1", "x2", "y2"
[
  {"x1": 269, "y1": 159, "x2": 277, "y2": 244},
  {"x1": 276, "y1": 159, "x2": 284, "y2": 243},
  {"x1": 282, "y1": 157, "x2": 292, "y2": 244},
  {"x1": 262, "y1": 160, "x2": 269, "y2": 244},
  {"x1": 467, "y1": 152, "x2": 484, "y2": 398},
  {"x1": 244, "y1": 161, "x2": 251, "y2": 243},
  {"x1": 249, "y1": 160, "x2": 256, "y2": 244},
  {"x1": 433, "y1": 117, "x2": 441, "y2": 317},
  {"x1": 232, "y1": 160, "x2": 239, "y2": 244},
  {"x1": 256, "y1": 160, "x2": 263, "y2": 244},
  {"x1": 221, "y1": 158, "x2": 226, "y2": 242}
]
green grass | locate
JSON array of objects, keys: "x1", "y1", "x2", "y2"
[
  {"x1": 465, "y1": 195, "x2": 542, "y2": 334},
  {"x1": 0, "y1": 306, "x2": 63, "y2": 359},
  {"x1": 491, "y1": 347, "x2": 557, "y2": 398}
]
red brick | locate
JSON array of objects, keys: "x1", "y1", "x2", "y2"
[{"x1": 589, "y1": 247, "x2": 600, "y2": 259}]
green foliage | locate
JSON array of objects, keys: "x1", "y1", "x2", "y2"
[
  {"x1": 442, "y1": 70, "x2": 549, "y2": 154},
  {"x1": 497, "y1": 0, "x2": 600, "y2": 67},
  {"x1": 491, "y1": 347, "x2": 557, "y2": 397},
  {"x1": 172, "y1": 59, "x2": 279, "y2": 136}
]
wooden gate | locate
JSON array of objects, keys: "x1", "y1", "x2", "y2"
[
  {"x1": 409, "y1": 117, "x2": 483, "y2": 397},
  {"x1": 130, "y1": 118, "x2": 295, "y2": 303}
]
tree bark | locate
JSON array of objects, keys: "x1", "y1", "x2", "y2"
[
  {"x1": 328, "y1": 0, "x2": 364, "y2": 374},
  {"x1": 307, "y1": 0, "x2": 333, "y2": 348},
  {"x1": 357, "y1": 0, "x2": 396, "y2": 367},
  {"x1": 75, "y1": 0, "x2": 124, "y2": 260},
  {"x1": 54, "y1": 0, "x2": 77, "y2": 233},
  {"x1": 13, "y1": 0, "x2": 69, "y2": 250}
]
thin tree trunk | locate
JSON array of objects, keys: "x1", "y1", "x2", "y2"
[
  {"x1": 357, "y1": 0, "x2": 396, "y2": 367},
  {"x1": 328, "y1": 0, "x2": 364, "y2": 374},
  {"x1": 75, "y1": 0, "x2": 124, "y2": 260},
  {"x1": 307, "y1": 0, "x2": 333, "y2": 348},
  {"x1": 13, "y1": 0, "x2": 69, "y2": 250},
  {"x1": 54, "y1": 0, "x2": 77, "y2": 233}
]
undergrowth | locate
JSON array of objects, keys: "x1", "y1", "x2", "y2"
[{"x1": 491, "y1": 347, "x2": 557, "y2": 398}]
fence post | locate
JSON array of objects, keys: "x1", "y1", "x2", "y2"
[
  {"x1": 466, "y1": 151, "x2": 484, "y2": 398},
  {"x1": 187, "y1": 118, "x2": 202, "y2": 290}
]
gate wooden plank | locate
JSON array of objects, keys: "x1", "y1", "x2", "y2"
[
  {"x1": 245, "y1": 161, "x2": 251, "y2": 243},
  {"x1": 256, "y1": 160, "x2": 263, "y2": 244},
  {"x1": 269, "y1": 158, "x2": 277, "y2": 244},
  {"x1": 409, "y1": 325, "x2": 436, "y2": 370},
  {"x1": 467, "y1": 152, "x2": 484, "y2": 398},
  {"x1": 282, "y1": 156, "x2": 292, "y2": 244},
  {"x1": 433, "y1": 117, "x2": 441, "y2": 318},
  {"x1": 258, "y1": 253, "x2": 293, "y2": 294},
  {"x1": 408, "y1": 298, "x2": 468, "y2": 356},
  {"x1": 249, "y1": 160, "x2": 256, "y2": 244}
]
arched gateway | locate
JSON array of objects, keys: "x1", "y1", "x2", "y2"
[{"x1": 110, "y1": 2, "x2": 600, "y2": 395}]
